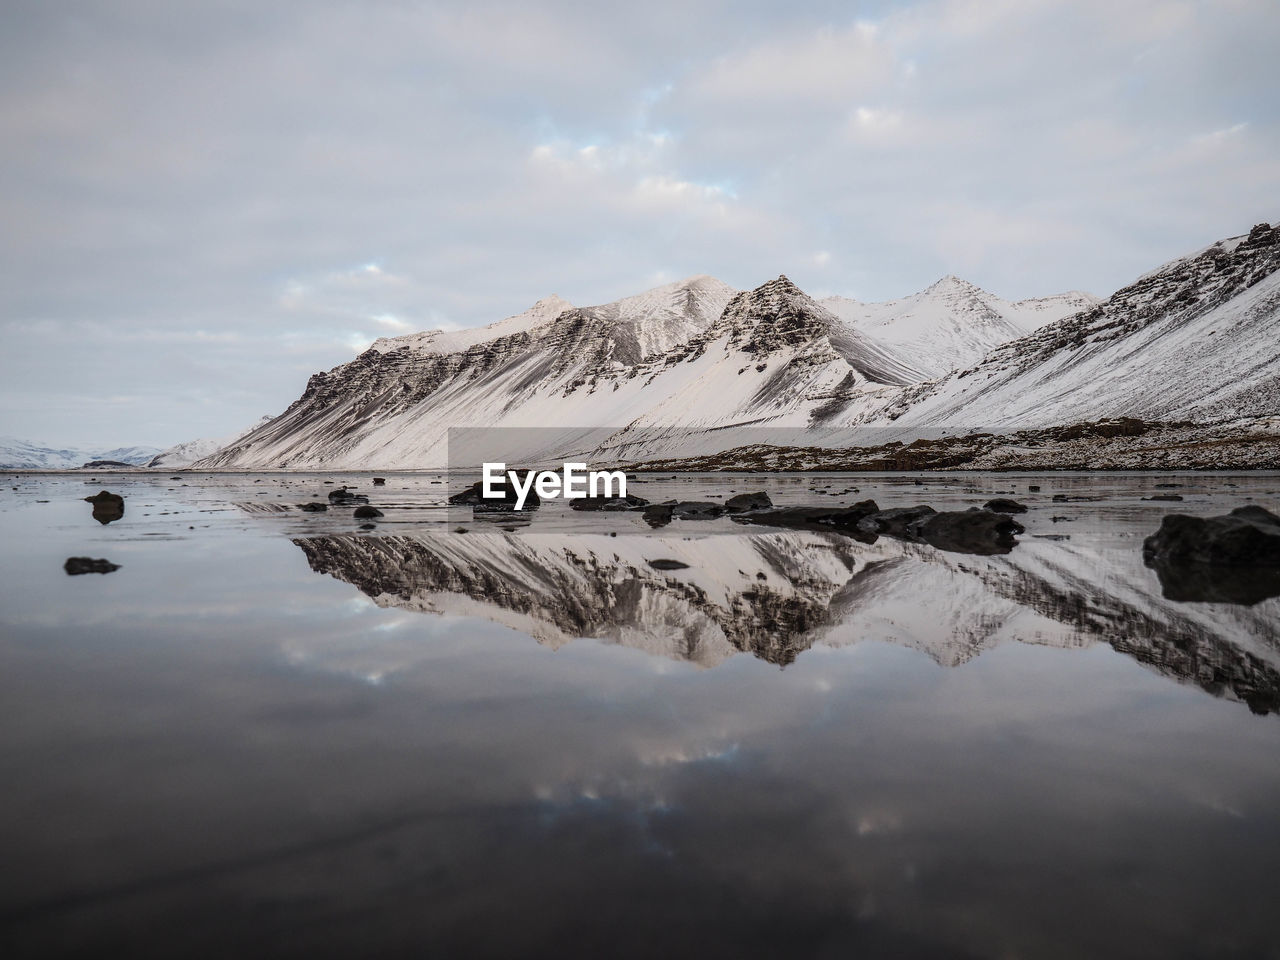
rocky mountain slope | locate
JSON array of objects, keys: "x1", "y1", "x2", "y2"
[
  {"x1": 870, "y1": 222, "x2": 1280, "y2": 430},
  {"x1": 198, "y1": 275, "x2": 924, "y2": 469},
  {"x1": 822, "y1": 277, "x2": 1098, "y2": 379},
  {"x1": 194, "y1": 220, "x2": 1280, "y2": 470}
]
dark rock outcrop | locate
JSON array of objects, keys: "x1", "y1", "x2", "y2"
[
  {"x1": 64, "y1": 557, "x2": 120, "y2": 575},
  {"x1": 731, "y1": 500, "x2": 880, "y2": 537},
  {"x1": 984, "y1": 498, "x2": 1028, "y2": 514},
  {"x1": 725, "y1": 491, "x2": 772, "y2": 512},
  {"x1": 328, "y1": 487, "x2": 370, "y2": 505},
  {"x1": 673, "y1": 501, "x2": 724, "y2": 519},
  {"x1": 298, "y1": 502, "x2": 328, "y2": 512},
  {"x1": 913, "y1": 510, "x2": 1026, "y2": 556},
  {"x1": 857, "y1": 505, "x2": 936, "y2": 537},
  {"x1": 353, "y1": 505, "x2": 384, "y2": 518},
  {"x1": 448, "y1": 470, "x2": 541, "y2": 511},
  {"x1": 83, "y1": 490, "x2": 124, "y2": 524},
  {"x1": 1143, "y1": 506, "x2": 1280, "y2": 605},
  {"x1": 570, "y1": 494, "x2": 649, "y2": 511}
]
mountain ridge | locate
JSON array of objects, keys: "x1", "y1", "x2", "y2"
[{"x1": 187, "y1": 219, "x2": 1279, "y2": 470}]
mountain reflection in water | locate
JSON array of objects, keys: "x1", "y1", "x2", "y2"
[{"x1": 293, "y1": 530, "x2": 1280, "y2": 715}]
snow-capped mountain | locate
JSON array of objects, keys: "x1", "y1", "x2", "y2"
[
  {"x1": 821, "y1": 277, "x2": 1099, "y2": 379},
  {"x1": 194, "y1": 219, "x2": 1280, "y2": 470},
  {"x1": 0, "y1": 439, "x2": 161, "y2": 469},
  {"x1": 147, "y1": 415, "x2": 274, "y2": 468},
  {"x1": 197, "y1": 275, "x2": 922, "y2": 469},
  {"x1": 871, "y1": 221, "x2": 1280, "y2": 429}
]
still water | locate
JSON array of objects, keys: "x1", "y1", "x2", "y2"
[{"x1": 1, "y1": 471, "x2": 1278, "y2": 959}]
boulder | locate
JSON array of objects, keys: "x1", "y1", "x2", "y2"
[
  {"x1": 911, "y1": 509, "x2": 1025, "y2": 555},
  {"x1": 353, "y1": 505, "x2": 384, "y2": 518},
  {"x1": 328, "y1": 486, "x2": 369, "y2": 505},
  {"x1": 724, "y1": 491, "x2": 772, "y2": 513},
  {"x1": 83, "y1": 490, "x2": 124, "y2": 524},
  {"x1": 570, "y1": 493, "x2": 650, "y2": 511},
  {"x1": 731, "y1": 500, "x2": 881, "y2": 538},
  {"x1": 1143, "y1": 506, "x2": 1280, "y2": 566},
  {"x1": 984, "y1": 498, "x2": 1028, "y2": 514},
  {"x1": 672, "y1": 501, "x2": 724, "y2": 520},
  {"x1": 298, "y1": 502, "x2": 328, "y2": 512},
  {"x1": 857, "y1": 505, "x2": 937, "y2": 537},
  {"x1": 372, "y1": 477, "x2": 387, "y2": 486},
  {"x1": 1142, "y1": 506, "x2": 1280, "y2": 605},
  {"x1": 642, "y1": 503, "x2": 675, "y2": 528},
  {"x1": 64, "y1": 556, "x2": 120, "y2": 575},
  {"x1": 448, "y1": 470, "x2": 541, "y2": 510}
]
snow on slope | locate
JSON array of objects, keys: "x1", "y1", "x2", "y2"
[
  {"x1": 147, "y1": 415, "x2": 274, "y2": 468},
  {"x1": 368, "y1": 294, "x2": 574, "y2": 356},
  {"x1": 194, "y1": 220, "x2": 1280, "y2": 470},
  {"x1": 197, "y1": 275, "x2": 921, "y2": 469},
  {"x1": 0, "y1": 439, "x2": 161, "y2": 469},
  {"x1": 868, "y1": 222, "x2": 1280, "y2": 430},
  {"x1": 822, "y1": 277, "x2": 1099, "y2": 380}
]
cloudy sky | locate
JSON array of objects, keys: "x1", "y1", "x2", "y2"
[{"x1": 2, "y1": 0, "x2": 1276, "y2": 448}]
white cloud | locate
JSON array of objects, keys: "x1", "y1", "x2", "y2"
[{"x1": 2, "y1": 0, "x2": 1278, "y2": 445}]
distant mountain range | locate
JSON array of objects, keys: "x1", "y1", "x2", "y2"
[
  {"x1": 0, "y1": 439, "x2": 160, "y2": 470},
  {"x1": 195, "y1": 219, "x2": 1278, "y2": 470},
  {"x1": 146, "y1": 416, "x2": 273, "y2": 468},
  {"x1": 11, "y1": 221, "x2": 1273, "y2": 471}
]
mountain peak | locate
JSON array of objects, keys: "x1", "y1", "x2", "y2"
[{"x1": 925, "y1": 274, "x2": 985, "y2": 296}]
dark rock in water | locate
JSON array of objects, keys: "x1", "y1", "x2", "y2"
[
  {"x1": 1143, "y1": 505, "x2": 1280, "y2": 605},
  {"x1": 83, "y1": 490, "x2": 124, "y2": 524},
  {"x1": 359, "y1": 523, "x2": 377, "y2": 531},
  {"x1": 64, "y1": 556, "x2": 120, "y2": 575},
  {"x1": 1143, "y1": 494, "x2": 1184, "y2": 502},
  {"x1": 732, "y1": 500, "x2": 880, "y2": 539},
  {"x1": 570, "y1": 493, "x2": 649, "y2": 511},
  {"x1": 642, "y1": 503, "x2": 674, "y2": 528},
  {"x1": 984, "y1": 498, "x2": 1028, "y2": 514},
  {"x1": 299, "y1": 502, "x2": 328, "y2": 512},
  {"x1": 448, "y1": 470, "x2": 541, "y2": 510},
  {"x1": 1052, "y1": 494, "x2": 1103, "y2": 503},
  {"x1": 1028, "y1": 485, "x2": 1041, "y2": 492},
  {"x1": 1143, "y1": 506, "x2": 1280, "y2": 566},
  {"x1": 913, "y1": 510, "x2": 1025, "y2": 555},
  {"x1": 372, "y1": 477, "x2": 386, "y2": 486},
  {"x1": 1051, "y1": 515, "x2": 1073, "y2": 523},
  {"x1": 169, "y1": 476, "x2": 182, "y2": 480},
  {"x1": 648, "y1": 559, "x2": 690, "y2": 570},
  {"x1": 725, "y1": 491, "x2": 772, "y2": 512},
  {"x1": 672, "y1": 501, "x2": 724, "y2": 520},
  {"x1": 1154, "y1": 483, "x2": 1183, "y2": 489},
  {"x1": 1033, "y1": 534, "x2": 1071, "y2": 541},
  {"x1": 328, "y1": 486, "x2": 369, "y2": 505},
  {"x1": 858, "y1": 505, "x2": 936, "y2": 537},
  {"x1": 353, "y1": 505, "x2": 384, "y2": 518}
]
